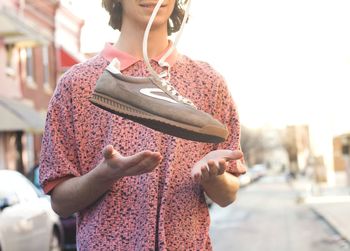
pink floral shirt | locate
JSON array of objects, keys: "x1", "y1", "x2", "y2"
[{"x1": 39, "y1": 43, "x2": 242, "y2": 251}]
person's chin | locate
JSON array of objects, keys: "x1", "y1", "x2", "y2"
[{"x1": 139, "y1": 16, "x2": 169, "y2": 29}]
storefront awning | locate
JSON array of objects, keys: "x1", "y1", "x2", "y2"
[
  {"x1": 0, "y1": 97, "x2": 45, "y2": 133},
  {"x1": 58, "y1": 47, "x2": 81, "y2": 69},
  {"x1": 0, "y1": 6, "x2": 50, "y2": 46}
]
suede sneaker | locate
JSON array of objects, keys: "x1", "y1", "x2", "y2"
[{"x1": 90, "y1": 60, "x2": 228, "y2": 143}]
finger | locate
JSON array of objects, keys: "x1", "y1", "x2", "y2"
[
  {"x1": 222, "y1": 150, "x2": 243, "y2": 161},
  {"x1": 232, "y1": 172, "x2": 243, "y2": 177},
  {"x1": 133, "y1": 159, "x2": 161, "y2": 175},
  {"x1": 231, "y1": 164, "x2": 247, "y2": 177},
  {"x1": 125, "y1": 153, "x2": 162, "y2": 175},
  {"x1": 201, "y1": 165, "x2": 210, "y2": 181},
  {"x1": 103, "y1": 145, "x2": 119, "y2": 159},
  {"x1": 207, "y1": 160, "x2": 218, "y2": 177},
  {"x1": 122, "y1": 151, "x2": 161, "y2": 169},
  {"x1": 217, "y1": 159, "x2": 227, "y2": 175},
  {"x1": 226, "y1": 162, "x2": 246, "y2": 177},
  {"x1": 193, "y1": 172, "x2": 201, "y2": 183},
  {"x1": 234, "y1": 160, "x2": 247, "y2": 175}
]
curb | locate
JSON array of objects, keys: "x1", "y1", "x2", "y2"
[{"x1": 310, "y1": 205, "x2": 350, "y2": 244}]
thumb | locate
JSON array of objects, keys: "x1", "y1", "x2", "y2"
[
  {"x1": 224, "y1": 150, "x2": 243, "y2": 161},
  {"x1": 102, "y1": 145, "x2": 119, "y2": 160},
  {"x1": 206, "y1": 149, "x2": 243, "y2": 162}
]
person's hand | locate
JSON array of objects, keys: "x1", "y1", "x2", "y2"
[
  {"x1": 100, "y1": 145, "x2": 162, "y2": 179},
  {"x1": 191, "y1": 149, "x2": 245, "y2": 184}
]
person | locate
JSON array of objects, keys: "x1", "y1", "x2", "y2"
[{"x1": 39, "y1": 0, "x2": 246, "y2": 250}]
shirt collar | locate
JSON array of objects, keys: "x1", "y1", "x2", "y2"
[{"x1": 100, "y1": 41, "x2": 178, "y2": 71}]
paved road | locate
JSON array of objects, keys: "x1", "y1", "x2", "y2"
[{"x1": 209, "y1": 175, "x2": 350, "y2": 251}]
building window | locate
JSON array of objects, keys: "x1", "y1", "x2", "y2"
[
  {"x1": 25, "y1": 47, "x2": 34, "y2": 83},
  {"x1": 42, "y1": 46, "x2": 50, "y2": 88},
  {"x1": 5, "y1": 44, "x2": 16, "y2": 77},
  {"x1": 20, "y1": 47, "x2": 36, "y2": 88}
]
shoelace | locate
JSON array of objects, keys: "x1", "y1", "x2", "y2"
[{"x1": 142, "y1": 0, "x2": 195, "y2": 107}]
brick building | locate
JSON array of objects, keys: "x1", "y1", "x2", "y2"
[{"x1": 0, "y1": 0, "x2": 83, "y2": 173}]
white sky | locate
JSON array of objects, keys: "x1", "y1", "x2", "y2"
[{"x1": 70, "y1": 0, "x2": 350, "y2": 135}]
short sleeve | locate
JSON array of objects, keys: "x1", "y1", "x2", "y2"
[
  {"x1": 210, "y1": 74, "x2": 245, "y2": 175},
  {"x1": 39, "y1": 72, "x2": 81, "y2": 192}
]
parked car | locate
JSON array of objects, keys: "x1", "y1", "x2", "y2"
[
  {"x1": 0, "y1": 170, "x2": 63, "y2": 251},
  {"x1": 27, "y1": 166, "x2": 77, "y2": 250}
]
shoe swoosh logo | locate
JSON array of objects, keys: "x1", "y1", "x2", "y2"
[{"x1": 140, "y1": 88, "x2": 178, "y2": 104}]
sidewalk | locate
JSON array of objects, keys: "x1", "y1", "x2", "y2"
[
  {"x1": 291, "y1": 176, "x2": 350, "y2": 243},
  {"x1": 310, "y1": 201, "x2": 350, "y2": 243}
]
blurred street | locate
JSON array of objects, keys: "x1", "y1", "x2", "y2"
[{"x1": 209, "y1": 175, "x2": 350, "y2": 251}]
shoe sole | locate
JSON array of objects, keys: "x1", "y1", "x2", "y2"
[{"x1": 90, "y1": 92, "x2": 228, "y2": 143}]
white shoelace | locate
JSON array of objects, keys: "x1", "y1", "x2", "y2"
[{"x1": 142, "y1": 0, "x2": 195, "y2": 107}]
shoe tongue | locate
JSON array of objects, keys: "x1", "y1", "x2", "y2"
[{"x1": 107, "y1": 58, "x2": 121, "y2": 75}]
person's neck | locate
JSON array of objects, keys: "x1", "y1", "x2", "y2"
[{"x1": 114, "y1": 24, "x2": 169, "y2": 59}]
